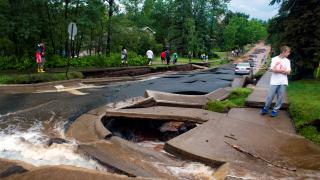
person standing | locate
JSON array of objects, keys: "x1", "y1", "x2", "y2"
[
  {"x1": 172, "y1": 52, "x2": 178, "y2": 64},
  {"x1": 165, "y1": 48, "x2": 171, "y2": 65},
  {"x1": 260, "y1": 46, "x2": 291, "y2": 117},
  {"x1": 146, "y1": 49, "x2": 154, "y2": 66},
  {"x1": 160, "y1": 51, "x2": 166, "y2": 64},
  {"x1": 39, "y1": 42, "x2": 46, "y2": 72},
  {"x1": 188, "y1": 51, "x2": 192, "y2": 63},
  {"x1": 121, "y1": 47, "x2": 128, "y2": 66},
  {"x1": 35, "y1": 44, "x2": 42, "y2": 73}
]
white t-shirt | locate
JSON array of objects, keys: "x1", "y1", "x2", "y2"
[
  {"x1": 270, "y1": 56, "x2": 291, "y2": 85},
  {"x1": 146, "y1": 50, "x2": 154, "y2": 59}
]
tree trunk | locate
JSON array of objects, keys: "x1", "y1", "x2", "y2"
[
  {"x1": 106, "y1": 0, "x2": 114, "y2": 56},
  {"x1": 46, "y1": 2, "x2": 56, "y2": 54},
  {"x1": 64, "y1": 0, "x2": 70, "y2": 57}
]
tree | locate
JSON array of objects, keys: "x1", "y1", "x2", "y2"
[{"x1": 268, "y1": 0, "x2": 320, "y2": 78}]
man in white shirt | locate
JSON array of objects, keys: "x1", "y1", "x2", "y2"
[
  {"x1": 261, "y1": 46, "x2": 291, "y2": 117},
  {"x1": 146, "y1": 49, "x2": 154, "y2": 65}
]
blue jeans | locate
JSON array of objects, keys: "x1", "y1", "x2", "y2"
[{"x1": 264, "y1": 85, "x2": 286, "y2": 111}]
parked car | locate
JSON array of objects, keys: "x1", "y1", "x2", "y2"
[{"x1": 234, "y1": 62, "x2": 252, "y2": 75}]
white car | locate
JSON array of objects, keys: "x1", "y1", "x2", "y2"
[{"x1": 234, "y1": 62, "x2": 252, "y2": 75}]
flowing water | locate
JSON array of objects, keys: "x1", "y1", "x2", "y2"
[
  {"x1": 0, "y1": 66, "x2": 236, "y2": 178},
  {"x1": 0, "y1": 119, "x2": 105, "y2": 171}
]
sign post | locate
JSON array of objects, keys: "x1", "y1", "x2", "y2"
[{"x1": 66, "y1": 22, "x2": 77, "y2": 79}]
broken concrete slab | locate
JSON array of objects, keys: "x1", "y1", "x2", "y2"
[
  {"x1": 106, "y1": 106, "x2": 224, "y2": 124},
  {"x1": 78, "y1": 137, "x2": 180, "y2": 178},
  {"x1": 4, "y1": 165, "x2": 141, "y2": 180},
  {"x1": 144, "y1": 88, "x2": 230, "y2": 108},
  {"x1": 191, "y1": 64, "x2": 208, "y2": 69},
  {"x1": 144, "y1": 90, "x2": 209, "y2": 108},
  {"x1": 227, "y1": 108, "x2": 295, "y2": 134},
  {"x1": 164, "y1": 117, "x2": 254, "y2": 166},
  {"x1": 0, "y1": 158, "x2": 34, "y2": 178},
  {"x1": 214, "y1": 161, "x2": 320, "y2": 180},
  {"x1": 205, "y1": 88, "x2": 230, "y2": 101},
  {"x1": 66, "y1": 113, "x2": 111, "y2": 143},
  {"x1": 106, "y1": 96, "x2": 156, "y2": 109},
  {"x1": 165, "y1": 116, "x2": 320, "y2": 171},
  {"x1": 224, "y1": 123, "x2": 320, "y2": 171},
  {"x1": 231, "y1": 77, "x2": 245, "y2": 89},
  {"x1": 245, "y1": 87, "x2": 289, "y2": 109},
  {"x1": 256, "y1": 72, "x2": 272, "y2": 88}
]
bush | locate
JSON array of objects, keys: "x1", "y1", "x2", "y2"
[{"x1": 0, "y1": 56, "x2": 15, "y2": 70}]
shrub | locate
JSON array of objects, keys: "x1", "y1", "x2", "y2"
[{"x1": 0, "y1": 56, "x2": 15, "y2": 70}]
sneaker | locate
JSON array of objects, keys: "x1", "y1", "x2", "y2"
[
  {"x1": 260, "y1": 107, "x2": 269, "y2": 115},
  {"x1": 271, "y1": 110, "x2": 278, "y2": 117}
]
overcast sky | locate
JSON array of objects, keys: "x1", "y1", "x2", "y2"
[{"x1": 228, "y1": 0, "x2": 280, "y2": 21}]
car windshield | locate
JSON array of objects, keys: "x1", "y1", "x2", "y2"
[{"x1": 237, "y1": 63, "x2": 250, "y2": 67}]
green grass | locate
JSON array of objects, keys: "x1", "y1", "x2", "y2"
[
  {"x1": 206, "y1": 88, "x2": 252, "y2": 113},
  {"x1": 0, "y1": 71, "x2": 83, "y2": 84},
  {"x1": 287, "y1": 79, "x2": 320, "y2": 143},
  {"x1": 215, "y1": 51, "x2": 227, "y2": 59}
]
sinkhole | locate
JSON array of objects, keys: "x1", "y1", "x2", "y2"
[{"x1": 101, "y1": 116, "x2": 197, "y2": 143}]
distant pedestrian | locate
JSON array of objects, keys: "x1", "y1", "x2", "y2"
[
  {"x1": 146, "y1": 49, "x2": 154, "y2": 66},
  {"x1": 160, "y1": 51, "x2": 166, "y2": 64},
  {"x1": 35, "y1": 44, "x2": 42, "y2": 73},
  {"x1": 172, "y1": 52, "x2": 178, "y2": 65},
  {"x1": 201, "y1": 53, "x2": 205, "y2": 61},
  {"x1": 260, "y1": 46, "x2": 291, "y2": 117},
  {"x1": 121, "y1": 47, "x2": 128, "y2": 66},
  {"x1": 39, "y1": 42, "x2": 46, "y2": 72},
  {"x1": 188, "y1": 51, "x2": 192, "y2": 63},
  {"x1": 165, "y1": 49, "x2": 171, "y2": 65}
]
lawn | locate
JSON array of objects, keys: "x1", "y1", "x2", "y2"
[{"x1": 287, "y1": 80, "x2": 320, "y2": 143}]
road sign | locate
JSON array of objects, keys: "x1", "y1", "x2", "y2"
[{"x1": 68, "y1": 22, "x2": 77, "y2": 40}]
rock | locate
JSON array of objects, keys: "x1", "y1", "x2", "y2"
[
  {"x1": 47, "y1": 138, "x2": 69, "y2": 146},
  {"x1": 159, "y1": 121, "x2": 185, "y2": 132}
]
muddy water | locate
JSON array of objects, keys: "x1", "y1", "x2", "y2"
[
  {"x1": 0, "y1": 65, "x2": 236, "y2": 177},
  {"x1": 138, "y1": 141, "x2": 215, "y2": 179}
]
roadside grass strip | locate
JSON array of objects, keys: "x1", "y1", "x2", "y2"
[
  {"x1": 288, "y1": 80, "x2": 320, "y2": 144},
  {"x1": 206, "y1": 88, "x2": 252, "y2": 113}
]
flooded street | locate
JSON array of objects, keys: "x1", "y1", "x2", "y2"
[{"x1": 0, "y1": 64, "x2": 237, "y2": 178}]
